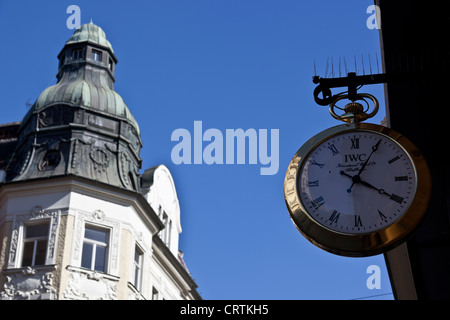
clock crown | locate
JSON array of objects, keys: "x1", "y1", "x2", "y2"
[
  {"x1": 341, "y1": 102, "x2": 368, "y2": 123},
  {"x1": 329, "y1": 93, "x2": 379, "y2": 124}
]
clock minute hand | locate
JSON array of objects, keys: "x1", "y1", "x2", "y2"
[
  {"x1": 346, "y1": 139, "x2": 381, "y2": 193},
  {"x1": 340, "y1": 171, "x2": 392, "y2": 197},
  {"x1": 358, "y1": 179, "x2": 392, "y2": 197},
  {"x1": 356, "y1": 139, "x2": 381, "y2": 177}
]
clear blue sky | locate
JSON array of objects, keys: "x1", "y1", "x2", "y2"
[{"x1": 0, "y1": 0, "x2": 393, "y2": 299}]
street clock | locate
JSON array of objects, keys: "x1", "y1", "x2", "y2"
[{"x1": 284, "y1": 94, "x2": 431, "y2": 256}]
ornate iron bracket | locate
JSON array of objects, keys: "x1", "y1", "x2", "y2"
[
  {"x1": 313, "y1": 72, "x2": 389, "y2": 106},
  {"x1": 312, "y1": 67, "x2": 445, "y2": 106}
]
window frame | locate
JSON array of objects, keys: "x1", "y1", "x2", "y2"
[
  {"x1": 132, "y1": 244, "x2": 144, "y2": 291},
  {"x1": 81, "y1": 224, "x2": 110, "y2": 273},
  {"x1": 108, "y1": 57, "x2": 114, "y2": 72},
  {"x1": 91, "y1": 49, "x2": 102, "y2": 62},
  {"x1": 72, "y1": 48, "x2": 84, "y2": 60},
  {"x1": 158, "y1": 208, "x2": 172, "y2": 247},
  {"x1": 20, "y1": 221, "x2": 50, "y2": 268}
]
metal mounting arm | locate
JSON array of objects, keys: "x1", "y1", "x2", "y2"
[
  {"x1": 313, "y1": 72, "x2": 390, "y2": 106},
  {"x1": 312, "y1": 68, "x2": 442, "y2": 106}
]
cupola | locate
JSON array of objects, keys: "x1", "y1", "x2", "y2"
[{"x1": 8, "y1": 23, "x2": 142, "y2": 192}]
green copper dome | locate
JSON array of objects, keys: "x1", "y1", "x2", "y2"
[
  {"x1": 65, "y1": 21, "x2": 114, "y2": 53},
  {"x1": 24, "y1": 22, "x2": 139, "y2": 134},
  {"x1": 32, "y1": 79, "x2": 139, "y2": 134},
  {"x1": 10, "y1": 23, "x2": 143, "y2": 192}
]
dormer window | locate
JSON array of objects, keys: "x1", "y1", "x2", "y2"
[
  {"x1": 39, "y1": 150, "x2": 61, "y2": 171},
  {"x1": 72, "y1": 48, "x2": 84, "y2": 60},
  {"x1": 158, "y1": 206, "x2": 172, "y2": 248},
  {"x1": 92, "y1": 49, "x2": 102, "y2": 62}
]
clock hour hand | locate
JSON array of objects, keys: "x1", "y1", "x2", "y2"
[{"x1": 340, "y1": 171, "x2": 363, "y2": 193}]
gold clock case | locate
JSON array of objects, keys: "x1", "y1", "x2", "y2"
[{"x1": 284, "y1": 122, "x2": 431, "y2": 257}]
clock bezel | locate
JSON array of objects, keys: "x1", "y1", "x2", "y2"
[{"x1": 284, "y1": 122, "x2": 431, "y2": 257}]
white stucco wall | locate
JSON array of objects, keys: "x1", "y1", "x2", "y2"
[
  {"x1": 0, "y1": 176, "x2": 198, "y2": 300},
  {"x1": 143, "y1": 165, "x2": 182, "y2": 256}
]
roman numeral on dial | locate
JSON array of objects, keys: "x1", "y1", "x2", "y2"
[
  {"x1": 378, "y1": 210, "x2": 387, "y2": 221},
  {"x1": 388, "y1": 155, "x2": 401, "y2": 164},
  {"x1": 327, "y1": 144, "x2": 339, "y2": 156},
  {"x1": 390, "y1": 193, "x2": 404, "y2": 204},
  {"x1": 328, "y1": 210, "x2": 340, "y2": 223},
  {"x1": 311, "y1": 196, "x2": 325, "y2": 210},
  {"x1": 311, "y1": 160, "x2": 324, "y2": 169},
  {"x1": 354, "y1": 215, "x2": 363, "y2": 227},
  {"x1": 308, "y1": 180, "x2": 319, "y2": 187},
  {"x1": 350, "y1": 138, "x2": 360, "y2": 149}
]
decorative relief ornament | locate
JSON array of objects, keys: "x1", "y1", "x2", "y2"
[
  {"x1": 89, "y1": 147, "x2": 110, "y2": 172},
  {"x1": 0, "y1": 267, "x2": 57, "y2": 300},
  {"x1": 92, "y1": 209, "x2": 105, "y2": 221}
]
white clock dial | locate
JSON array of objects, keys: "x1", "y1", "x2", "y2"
[
  {"x1": 285, "y1": 122, "x2": 430, "y2": 256},
  {"x1": 298, "y1": 130, "x2": 416, "y2": 234}
]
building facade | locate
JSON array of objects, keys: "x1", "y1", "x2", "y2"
[
  {"x1": 0, "y1": 23, "x2": 200, "y2": 300},
  {"x1": 378, "y1": 0, "x2": 450, "y2": 300}
]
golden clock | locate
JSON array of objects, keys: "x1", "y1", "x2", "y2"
[{"x1": 284, "y1": 96, "x2": 431, "y2": 257}]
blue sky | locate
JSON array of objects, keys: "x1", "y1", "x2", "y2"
[{"x1": 0, "y1": 0, "x2": 393, "y2": 299}]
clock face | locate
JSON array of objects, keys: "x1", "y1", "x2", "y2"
[
  {"x1": 285, "y1": 123, "x2": 431, "y2": 256},
  {"x1": 298, "y1": 130, "x2": 417, "y2": 235}
]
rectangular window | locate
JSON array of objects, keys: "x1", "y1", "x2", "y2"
[
  {"x1": 72, "y1": 48, "x2": 84, "y2": 60},
  {"x1": 108, "y1": 58, "x2": 113, "y2": 71},
  {"x1": 81, "y1": 226, "x2": 109, "y2": 273},
  {"x1": 91, "y1": 49, "x2": 102, "y2": 62},
  {"x1": 21, "y1": 222, "x2": 50, "y2": 267},
  {"x1": 133, "y1": 245, "x2": 143, "y2": 291},
  {"x1": 160, "y1": 212, "x2": 171, "y2": 247}
]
